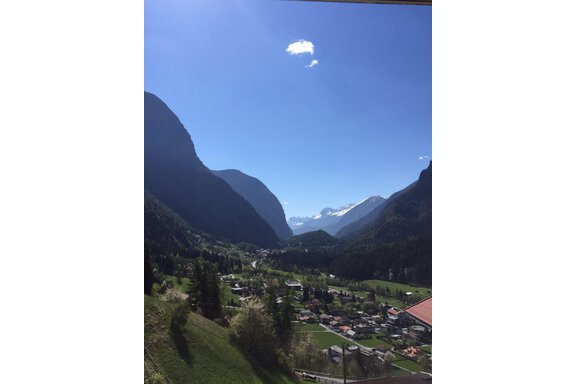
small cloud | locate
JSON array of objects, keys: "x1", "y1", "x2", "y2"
[
  {"x1": 419, "y1": 155, "x2": 430, "y2": 160},
  {"x1": 283, "y1": 201, "x2": 289, "y2": 205},
  {"x1": 286, "y1": 40, "x2": 314, "y2": 55},
  {"x1": 305, "y1": 59, "x2": 319, "y2": 68}
]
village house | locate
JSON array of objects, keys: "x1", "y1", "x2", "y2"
[
  {"x1": 386, "y1": 311, "x2": 413, "y2": 327},
  {"x1": 319, "y1": 313, "x2": 333, "y2": 324},
  {"x1": 298, "y1": 309, "x2": 318, "y2": 323},
  {"x1": 328, "y1": 345, "x2": 354, "y2": 364}
]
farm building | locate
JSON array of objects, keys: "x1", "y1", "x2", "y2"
[
  {"x1": 404, "y1": 296, "x2": 432, "y2": 343},
  {"x1": 404, "y1": 296, "x2": 432, "y2": 329}
]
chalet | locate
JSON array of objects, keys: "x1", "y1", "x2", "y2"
[
  {"x1": 347, "y1": 345, "x2": 359, "y2": 353},
  {"x1": 319, "y1": 313, "x2": 333, "y2": 324},
  {"x1": 338, "y1": 325, "x2": 352, "y2": 334},
  {"x1": 298, "y1": 309, "x2": 317, "y2": 323},
  {"x1": 298, "y1": 315, "x2": 317, "y2": 324},
  {"x1": 329, "y1": 345, "x2": 353, "y2": 358},
  {"x1": 387, "y1": 307, "x2": 402, "y2": 317},
  {"x1": 386, "y1": 311, "x2": 413, "y2": 327},
  {"x1": 285, "y1": 280, "x2": 303, "y2": 290},
  {"x1": 231, "y1": 287, "x2": 248, "y2": 295}
]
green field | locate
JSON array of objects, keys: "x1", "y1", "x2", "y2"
[
  {"x1": 144, "y1": 295, "x2": 296, "y2": 384},
  {"x1": 392, "y1": 357, "x2": 422, "y2": 373},
  {"x1": 420, "y1": 345, "x2": 432, "y2": 354},
  {"x1": 308, "y1": 331, "x2": 349, "y2": 349},
  {"x1": 377, "y1": 297, "x2": 410, "y2": 309},
  {"x1": 361, "y1": 280, "x2": 432, "y2": 296},
  {"x1": 327, "y1": 285, "x2": 369, "y2": 299},
  {"x1": 164, "y1": 276, "x2": 192, "y2": 293},
  {"x1": 294, "y1": 323, "x2": 325, "y2": 332}
]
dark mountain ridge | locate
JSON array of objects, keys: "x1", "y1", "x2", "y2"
[
  {"x1": 212, "y1": 169, "x2": 293, "y2": 240},
  {"x1": 353, "y1": 161, "x2": 432, "y2": 245},
  {"x1": 287, "y1": 230, "x2": 339, "y2": 248},
  {"x1": 144, "y1": 92, "x2": 279, "y2": 248}
]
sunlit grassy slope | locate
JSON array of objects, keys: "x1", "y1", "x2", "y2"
[{"x1": 144, "y1": 295, "x2": 295, "y2": 384}]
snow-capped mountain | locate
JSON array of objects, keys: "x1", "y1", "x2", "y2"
[
  {"x1": 323, "y1": 196, "x2": 387, "y2": 236},
  {"x1": 289, "y1": 196, "x2": 386, "y2": 236},
  {"x1": 289, "y1": 204, "x2": 354, "y2": 235}
]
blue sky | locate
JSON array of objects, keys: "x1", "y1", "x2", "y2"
[{"x1": 145, "y1": 0, "x2": 431, "y2": 219}]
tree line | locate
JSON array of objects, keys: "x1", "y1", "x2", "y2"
[{"x1": 267, "y1": 230, "x2": 431, "y2": 287}]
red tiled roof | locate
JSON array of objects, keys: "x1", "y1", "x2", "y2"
[{"x1": 404, "y1": 296, "x2": 432, "y2": 327}]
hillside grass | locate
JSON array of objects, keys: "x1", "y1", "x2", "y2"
[
  {"x1": 309, "y1": 332, "x2": 349, "y2": 349},
  {"x1": 392, "y1": 357, "x2": 422, "y2": 373},
  {"x1": 221, "y1": 284, "x2": 239, "y2": 306},
  {"x1": 144, "y1": 295, "x2": 296, "y2": 384},
  {"x1": 164, "y1": 276, "x2": 191, "y2": 293},
  {"x1": 361, "y1": 280, "x2": 432, "y2": 297}
]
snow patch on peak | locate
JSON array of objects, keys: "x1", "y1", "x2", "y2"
[{"x1": 330, "y1": 203, "x2": 356, "y2": 217}]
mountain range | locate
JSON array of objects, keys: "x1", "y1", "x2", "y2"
[
  {"x1": 289, "y1": 195, "x2": 387, "y2": 236},
  {"x1": 271, "y1": 162, "x2": 432, "y2": 285},
  {"x1": 144, "y1": 92, "x2": 279, "y2": 248},
  {"x1": 144, "y1": 90, "x2": 430, "y2": 259}
]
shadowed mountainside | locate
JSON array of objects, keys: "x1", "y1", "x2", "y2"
[{"x1": 144, "y1": 92, "x2": 279, "y2": 248}]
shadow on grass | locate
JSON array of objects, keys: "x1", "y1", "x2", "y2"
[{"x1": 171, "y1": 330, "x2": 193, "y2": 366}]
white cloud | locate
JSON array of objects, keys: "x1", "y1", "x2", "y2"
[
  {"x1": 305, "y1": 59, "x2": 319, "y2": 68},
  {"x1": 283, "y1": 201, "x2": 289, "y2": 205},
  {"x1": 419, "y1": 155, "x2": 430, "y2": 160},
  {"x1": 286, "y1": 40, "x2": 314, "y2": 55}
]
